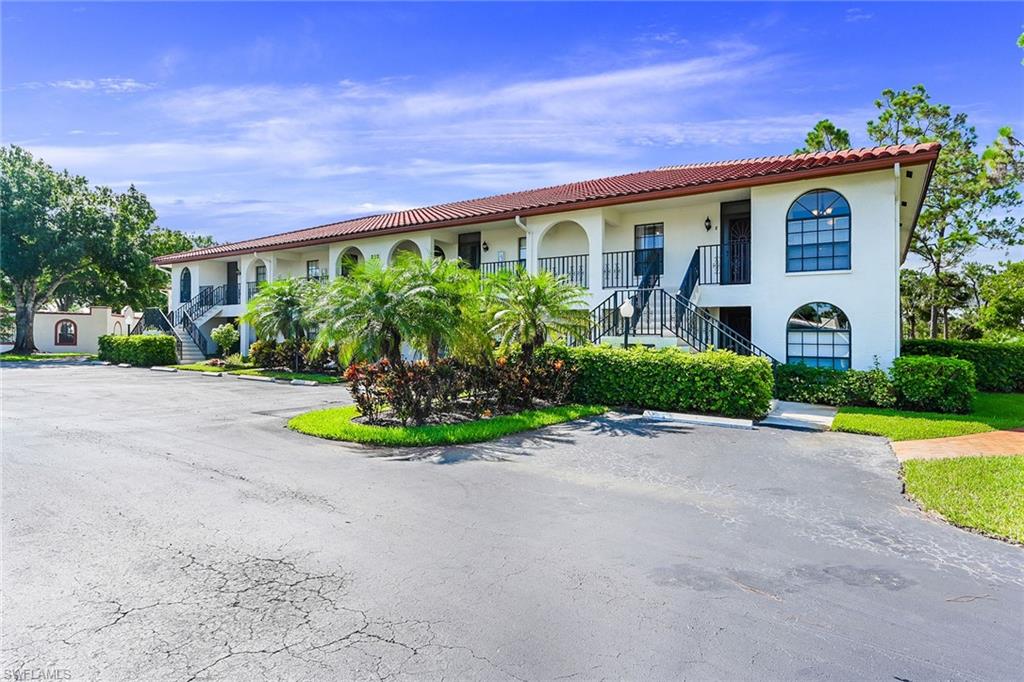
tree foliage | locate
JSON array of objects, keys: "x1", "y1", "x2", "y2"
[
  {"x1": 794, "y1": 119, "x2": 851, "y2": 153},
  {"x1": 979, "y1": 261, "x2": 1024, "y2": 340},
  {"x1": 488, "y1": 269, "x2": 590, "y2": 363},
  {"x1": 870, "y1": 85, "x2": 1023, "y2": 337},
  {"x1": 242, "y1": 278, "x2": 314, "y2": 369}
]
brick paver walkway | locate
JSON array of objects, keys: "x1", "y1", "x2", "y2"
[{"x1": 891, "y1": 429, "x2": 1024, "y2": 461}]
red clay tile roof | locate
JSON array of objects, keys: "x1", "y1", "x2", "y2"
[{"x1": 153, "y1": 143, "x2": 939, "y2": 264}]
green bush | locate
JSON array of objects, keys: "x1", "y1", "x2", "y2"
[
  {"x1": 774, "y1": 362, "x2": 896, "y2": 408},
  {"x1": 98, "y1": 334, "x2": 178, "y2": 367},
  {"x1": 902, "y1": 339, "x2": 1024, "y2": 393},
  {"x1": 210, "y1": 323, "x2": 239, "y2": 357},
  {"x1": 248, "y1": 339, "x2": 277, "y2": 368},
  {"x1": 538, "y1": 345, "x2": 773, "y2": 420},
  {"x1": 891, "y1": 355, "x2": 976, "y2": 414}
]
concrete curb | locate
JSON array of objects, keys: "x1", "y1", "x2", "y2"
[
  {"x1": 199, "y1": 371, "x2": 223, "y2": 378},
  {"x1": 290, "y1": 379, "x2": 319, "y2": 386},
  {"x1": 643, "y1": 410, "x2": 754, "y2": 430},
  {"x1": 116, "y1": 363, "x2": 131, "y2": 368},
  {"x1": 235, "y1": 374, "x2": 274, "y2": 383},
  {"x1": 99, "y1": 361, "x2": 113, "y2": 366},
  {"x1": 150, "y1": 366, "x2": 178, "y2": 373}
]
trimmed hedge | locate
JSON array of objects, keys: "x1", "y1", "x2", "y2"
[
  {"x1": 902, "y1": 339, "x2": 1024, "y2": 393},
  {"x1": 891, "y1": 355, "x2": 976, "y2": 414},
  {"x1": 537, "y1": 345, "x2": 774, "y2": 420},
  {"x1": 774, "y1": 363, "x2": 896, "y2": 408},
  {"x1": 98, "y1": 334, "x2": 178, "y2": 367}
]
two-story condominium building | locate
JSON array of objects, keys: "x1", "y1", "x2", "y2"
[{"x1": 151, "y1": 143, "x2": 938, "y2": 370}]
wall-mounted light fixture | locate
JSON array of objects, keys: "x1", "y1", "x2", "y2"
[
  {"x1": 704, "y1": 217, "x2": 713, "y2": 231},
  {"x1": 482, "y1": 241, "x2": 490, "y2": 253}
]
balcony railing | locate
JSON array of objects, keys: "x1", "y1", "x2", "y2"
[
  {"x1": 479, "y1": 259, "x2": 526, "y2": 276},
  {"x1": 602, "y1": 248, "x2": 663, "y2": 288},
  {"x1": 698, "y1": 240, "x2": 751, "y2": 285},
  {"x1": 538, "y1": 254, "x2": 588, "y2": 287},
  {"x1": 305, "y1": 273, "x2": 330, "y2": 283},
  {"x1": 246, "y1": 280, "x2": 267, "y2": 300},
  {"x1": 225, "y1": 282, "x2": 241, "y2": 305}
]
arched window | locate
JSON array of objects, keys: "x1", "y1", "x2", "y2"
[
  {"x1": 787, "y1": 302, "x2": 851, "y2": 370},
  {"x1": 786, "y1": 189, "x2": 850, "y2": 272},
  {"x1": 113, "y1": 321, "x2": 123, "y2": 335},
  {"x1": 55, "y1": 319, "x2": 78, "y2": 346},
  {"x1": 179, "y1": 267, "x2": 192, "y2": 303}
]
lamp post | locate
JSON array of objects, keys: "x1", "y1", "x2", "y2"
[
  {"x1": 121, "y1": 306, "x2": 134, "y2": 336},
  {"x1": 618, "y1": 298, "x2": 635, "y2": 349}
]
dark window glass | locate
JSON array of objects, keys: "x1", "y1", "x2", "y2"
[
  {"x1": 786, "y1": 190, "x2": 851, "y2": 272},
  {"x1": 255, "y1": 264, "x2": 266, "y2": 283},
  {"x1": 786, "y1": 302, "x2": 851, "y2": 370},
  {"x1": 634, "y1": 223, "x2": 664, "y2": 250},
  {"x1": 518, "y1": 237, "x2": 526, "y2": 261},
  {"x1": 55, "y1": 320, "x2": 77, "y2": 346},
  {"x1": 306, "y1": 260, "x2": 320, "y2": 279},
  {"x1": 179, "y1": 267, "x2": 191, "y2": 303}
]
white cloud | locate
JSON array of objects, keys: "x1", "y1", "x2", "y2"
[
  {"x1": 45, "y1": 77, "x2": 154, "y2": 93},
  {"x1": 844, "y1": 8, "x2": 873, "y2": 23}
]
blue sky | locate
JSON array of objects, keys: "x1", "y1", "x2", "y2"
[{"x1": 3, "y1": 1, "x2": 1023, "y2": 257}]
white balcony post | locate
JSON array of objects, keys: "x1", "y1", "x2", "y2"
[
  {"x1": 581, "y1": 215, "x2": 604, "y2": 298},
  {"x1": 525, "y1": 228, "x2": 539, "y2": 275}
]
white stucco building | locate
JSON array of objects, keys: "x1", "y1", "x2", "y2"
[{"x1": 151, "y1": 144, "x2": 939, "y2": 370}]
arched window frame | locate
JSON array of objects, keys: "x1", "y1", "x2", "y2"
[
  {"x1": 55, "y1": 319, "x2": 78, "y2": 346},
  {"x1": 180, "y1": 267, "x2": 192, "y2": 303},
  {"x1": 786, "y1": 302, "x2": 852, "y2": 370},
  {"x1": 786, "y1": 189, "x2": 851, "y2": 273}
]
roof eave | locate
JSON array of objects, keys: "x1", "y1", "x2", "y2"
[{"x1": 153, "y1": 147, "x2": 941, "y2": 266}]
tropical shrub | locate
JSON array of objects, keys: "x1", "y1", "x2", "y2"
[
  {"x1": 98, "y1": 334, "x2": 177, "y2": 366},
  {"x1": 902, "y1": 339, "x2": 1024, "y2": 392},
  {"x1": 538, "y1": 345, "x2": 774, "y2": 420},
  {"x1": 210, "y1": 323, "x2": 239, "y2": 358},
  {"x1": 489, "y1": 270, "x2": 590, "y2": 362},
  {"x1": 243, "y1": 278, "x2": 316, "y2": 370},
  {"x1": 891, "y1": 355, "x2": 976, "y2": 414},
  {"x1": 774, "y1": 362, "x2": 896, "y2": 408},
  {"x1": 247, "y1": 338, "x2": 335, "y2": 373},
  {"x1": 343, "y1": 355, "x2": 575, "y2": 426}
]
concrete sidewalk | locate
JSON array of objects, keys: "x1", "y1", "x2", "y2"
[
  {"x1": 891, "y1": 429, "x2": 1024, "y2": 461},
  {"x1": 758, "y1": 400, "x2": 837, "y2": 431}
]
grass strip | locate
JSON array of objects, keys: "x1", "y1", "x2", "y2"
[
  {"x1": 903, "y1": 455, "x2": 1024, "y2": 544},
  {"x1": 230, "y1": 368, "x2": 340, "y2": 384},
  {"x1": 288, "y1": 403, "x2": 607, "y2": 446},
  {"x1": 832, "y1": 393, "x2": 1024, "y2": 441},
  {"x1": 0, "y1": 352, "x2": 96, "y2": 361}
]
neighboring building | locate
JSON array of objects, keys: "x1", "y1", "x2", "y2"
[
  {"x1": 0, "y1": 307, "x2": 139, "y2": 354},
  {"x1": 152, "y1": 144, "x2": 938, "y2": 370}
]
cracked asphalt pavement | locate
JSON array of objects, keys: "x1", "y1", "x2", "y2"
[{"x1": 2, "y1": 364, "x2": 1022, "y2": 680}]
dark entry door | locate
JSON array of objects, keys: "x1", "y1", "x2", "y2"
[
  {"x1": 226, "y1": 262, "x2": 240, "y2": 304},
  {"x1": 458, "y1": 232, "x2": 482, "y2": 269},
  {"x1": 719, "y1": 306, "x2": 752, "y2": 354},
  {"x1": 720, "y1": 201, "x2": 751, "y2": 284}
]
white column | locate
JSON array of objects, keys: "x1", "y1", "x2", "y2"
[
  {"x1": 525, "y1": 223, "x2": 539, "y2": 275},
  {"x1": 580, "y1": 214, "x2": 605, "y2": 301}
]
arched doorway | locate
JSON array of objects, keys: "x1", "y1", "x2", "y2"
[
  {"x1": 335, "y1": 247, "x2": 364, "y2": 277},
  {"x1": 388, "y1": 240, "x2": 422, "y2": 265},
  {"x1": 537, "y1": 221, "x2": 588, "y2": 287}
]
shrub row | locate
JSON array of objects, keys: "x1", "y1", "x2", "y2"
[
  {"x1": 902, "y1": 339, "x2": 1024, "y2": 393},
  {"x1": 537, "y1": 345, "x2": 774, "y2": 420},
  {"x1": 774, "y1": 355, "x2": 976, "y2": 413},
  {"x1": 774, "y1": 363, "x2": 896, "y2": 408},
  {"x1": 98, "y1": 334, "x2": 178, "y2": 367}
]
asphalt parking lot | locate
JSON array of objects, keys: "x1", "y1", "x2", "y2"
[{"x1": 2, "y1": 363, "x2": 1021, "y2": 680}]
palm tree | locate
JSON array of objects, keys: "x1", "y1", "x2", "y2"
[
  {"x1": 242, "y1": 278, "x2": 314, "y2": 370},
  {"x1": 400, "y1": 255, "x2": 492, "y2": 363},
  {"x1": 488, "y1": 269, "x2": 591, "y2": 362},
  {"x1": 309, "y1": 254, "x2": 436, "y2": 365}
]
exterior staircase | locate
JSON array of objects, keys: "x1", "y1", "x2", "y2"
[
  {"x1": 172, "y1": 323, "x2": 207, "y2": 363},
  {"x1": 583, "y1": 248, "x2": 779, "y2": 365}
]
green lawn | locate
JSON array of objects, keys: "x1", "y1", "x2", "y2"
[
  {"x1": 288, "y1": 403, "x2": 608, "y2": 446},
  {"x1": 903, "y1": 456, "x2": 1024, "y2": 544},
  {"x1": 173, "y1": 362, "x2": 248, "y2": 373},
  {"x1": 231, "y1": 368, "x2": 341, "y2": 384},
  {"x1": 0, "y1": 352, "x2": 96, "y2": 362},
  {"x1": 832, "y1": 392, "x2": 1024, "y2": 441}
]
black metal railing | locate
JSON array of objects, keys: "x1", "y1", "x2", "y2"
[
  {"x1": 581, "y1": 287, "x2": 778, "y2": 364},
  {"x1": 305, "y1": 273, "x2": 330, "y2": 283},
  {"x1": 679, "y1": 249, "x2": 700, "y2": 300},
  {"x1": 480, "y1": 259, "x2": 526, "y2": 276},
  {"x1": 602, "y1": 248, "x2": 663, "y2": 288},
  {"x1": 698, "y1": 240, "x2": 751, "y2": 285},
  {"x1": 225, "y1": 282, "x2": 241, "y2": 305},
  {"x1": 171, "y1": 284, "x2": 228, "y2": 326},
  {"x1": 131, "y1": 307, "x2": 182, "y2": 357},
  {"x1": 246, "y1": 280, "x2": 266, "y2": 300},
  {"x1": 179, "y1": 311, "x2": 211, "y2": 357},
  {"x1": 538, "y1": 254, "x2": 588, "y2": 287}
]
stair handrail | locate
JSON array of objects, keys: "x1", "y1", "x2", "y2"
[
  {"x1": 679, "y1": 249, "x2": 700, "y2": 300},
  {"x1": 179, "y1": 310, "x2": 212, "y2": 357},
  {"x1": 171, "y1": 284, "x2": 227, "y2": 326},
  {"x1": 132, "y1": 307, "x2": 183, "y2": 358},
  {"x1": 662, "y1": 289, "x2": 778, "y2": 364}
]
